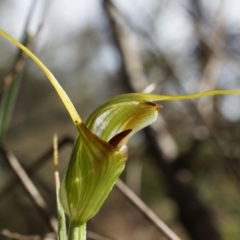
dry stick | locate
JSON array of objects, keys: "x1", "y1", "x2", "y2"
[
  {"x1": 1, "y1": 229, "x2": 41, "y2": 240},
  {"x1": 87, "y1": 231, "x2": 113, "y2": 240},
  {"x1": 2, "y1": 230, "x2": 55, "y2": 240},
  {"x1": 53, "y1": 135, "x2": 60, "y2": 191},
  {"x1": 0, "y1": 136, "x2": 74, "y2": 201},
  {"x1": 53, "y1": 134, "x2": 67, "y2": 240},
  {"x1": 115, "y1": 180, "x2": 180, "y2": 240},
  {"x1": 0, "y1": 147, "x2": 58, "y2": 233}
]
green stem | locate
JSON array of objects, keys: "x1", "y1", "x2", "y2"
[{"x1": 68, "y1": 221, "x2": 86, "y2": 240}]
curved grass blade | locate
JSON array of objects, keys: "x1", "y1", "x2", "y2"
[
  {"x1": 0, "y1": 72, "x2": 22, "y2": 144},
  {"x1": 0, "y1": 0, "x2": 39, "y2": 144}
]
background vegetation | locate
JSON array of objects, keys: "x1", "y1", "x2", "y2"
[{"x1": 0, "y1": 0, "x2": 240, "y2": 239}]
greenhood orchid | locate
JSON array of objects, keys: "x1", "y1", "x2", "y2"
[
  {"x1": 1, "y1": 29, "x2": 240, "y2": 240},
  {"x1": 60, "y1": 99, "x2": 161, "y2": 224}
]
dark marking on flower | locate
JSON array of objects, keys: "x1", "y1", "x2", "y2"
[
  {"x1": 108, "y1": 129, "x2": 132, "y2": 148},
  {"x1": 142, "y1": 101, "x2": 162, "y2": 110},
  {"x1": 156, "y1": 104, "x2": 162, "y2": 110}
]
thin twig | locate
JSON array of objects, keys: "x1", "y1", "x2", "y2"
[
  {"x1": 0, "y1": 147, "x2": 57, "y2": 233},
  {"x1": 53, "y1": 134, "x2": 67, "y2": 240},
  {"x1": 1, "y1": 230, "x2": 56, "y2": 240},
  {"x1": 115, "y1": 179, "x2": 180, "y2": 240},
  {"x1": 53, "y1": 134, "x2": 60, "y2": 191},
  {"x1": 87, "y1": 231, "x2": 113, "y2": 240},
  {"x1": 1, "y1": 229, "x2": 41, "y2": 240},
  {"x1": 0, "y1": 136, "x2": 74, "y2": 201}
]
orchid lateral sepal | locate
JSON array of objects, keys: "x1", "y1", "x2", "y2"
[{"x1": 0, "y1": 29, "x2": 82, "y2": 129}]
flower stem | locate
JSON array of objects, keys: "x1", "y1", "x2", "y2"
[{"x1": 68, "y1": 221, "x2": 86, "y2": 240}]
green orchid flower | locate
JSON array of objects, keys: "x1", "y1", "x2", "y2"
[
  {"x1": 1, "y1": 29, "x2": 240, "y2": 240},
  {"x1": 59, "y1": 123, "x2": 128, "y2": 224},
  {"x1": 60, "y1": 100, "x2": 160, "y2": 225}
]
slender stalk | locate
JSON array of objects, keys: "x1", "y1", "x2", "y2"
[
  {"x1": 53, "y1": 135, "x2": 67, "y2": 240},
  {"x1": 68, "y1": 221, "x2": 86, "y2": 240},
  {"x1": 0, "y1": 29, "x2": 82, "y2": 128},
  {"x1": 0, "y1": 72, "x2": 22, "y2": 144}
]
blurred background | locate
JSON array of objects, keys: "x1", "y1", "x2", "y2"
[{"x1": 0, "y1": 0, "x2": 240, "y2": 239}]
